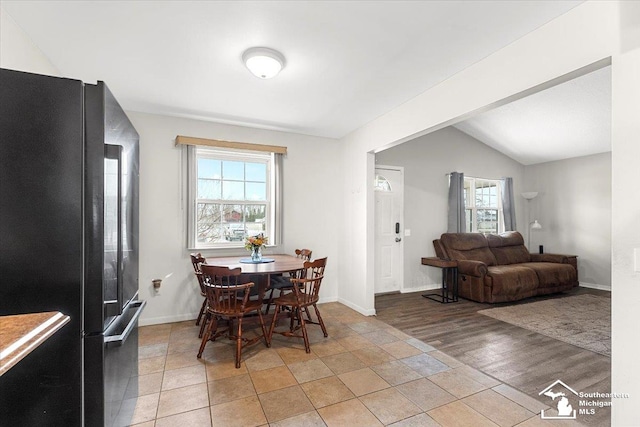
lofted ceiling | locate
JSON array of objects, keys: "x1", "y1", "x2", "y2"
[
  {"x1": 454, "y1": 66, "x2": 611, "y2": 165},
  {"x1": 1, "y1": 1, "x2": 608, "y2": 165}
]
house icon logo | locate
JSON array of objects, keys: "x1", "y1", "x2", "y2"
[{"x1": 539, "y1": 380, "x2": 578, "y2": 419}]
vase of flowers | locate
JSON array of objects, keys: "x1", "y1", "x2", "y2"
[{"x1": 245, "y1": 233, "x2": 267, "y2": 262}]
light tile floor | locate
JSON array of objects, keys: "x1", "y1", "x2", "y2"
[{"x1": 128, "y1": 302, "x2": 588, "y2": 427}]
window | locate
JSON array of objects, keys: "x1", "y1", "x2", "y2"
[
  {"x1": 187, "y1": 146, "x2": 281, "y2": 249},
  {"x1": 464, "y1": 177, "x2": 503, "y2": 234},
  {"x1": 374, "y1": 174, "x2": 391, "y2": 192}
]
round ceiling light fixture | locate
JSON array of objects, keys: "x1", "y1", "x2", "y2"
[{"x1": 242, "y1": 47, "x2": 285, "y2": 79}]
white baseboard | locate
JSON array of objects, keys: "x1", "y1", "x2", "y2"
[
  {"x1": 318, "y1": 296, "x2": 339, "y2": 304},
  {"x1": 140, "y1": 296, "x2": 341, "y2": 327},
  {"x1": 401, "y1": 283, "x2": 440, "y2": 294},
  {"x1": 139, "y1": 313, "x2": 197, "y2": 327},
  {"x1": 337, "y1": 297, "x2": 376, "y2": 316},
  {"x1": 579, "y1": 282, "x2": 611, "y2": 291}
]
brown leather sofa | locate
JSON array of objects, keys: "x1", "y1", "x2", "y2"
[{"x1": 434, "y1": 231, "x2": 578, "y2": 303}]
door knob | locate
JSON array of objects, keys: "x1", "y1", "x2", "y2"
[{"x1": 395, "y1": 237, "x2": 402, "y2": 242}]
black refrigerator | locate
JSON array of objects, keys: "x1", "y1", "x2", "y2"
[{"x1": 0, "y1": 68, "x2": 145, "y2": 426}]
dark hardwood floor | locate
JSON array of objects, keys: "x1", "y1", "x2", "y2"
[{"x1": 375, "y1": 287, "x2": 611, "y2": 426}]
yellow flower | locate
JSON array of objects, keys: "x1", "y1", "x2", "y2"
[{"x1": 245, "y1": 233, "x2": 268, "y2": 251}]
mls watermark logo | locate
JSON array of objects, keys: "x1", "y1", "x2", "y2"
[{"x1": 539, "y1": 380, "x2": 578, "y2": 419}]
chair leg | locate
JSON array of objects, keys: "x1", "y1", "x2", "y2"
[
  {"x1": 235, "y1": 317, "x2": 243, "y2": 369},
  {"x1": 198, "y1": 311, "x2": 210, "y2": 338},
  {"x1": 268, "y1": 304, "x2": 280, "y2": 345},
  {"x1": 297, "y1": 307, "x2": 311, "y2": 353},
  {"x1": 303, "y1": 306, "x2": 312, "y2": 322},
  {"x1": 197, "y1": 313, "x2": 216, "y2": 358},
  {"x1": 195, "y1": 297, "x2": 206, "y2": 326},
  {"x1": 313, "y1": 304, "x2": 328, "y2": 337},
  {"x1": 257, "y1": 309, "x2": 270, "y2": 348},
  {"x1": 263, "y1": 288, "x2": 275, "y2": 315},
  {"x1": 289, "y1": 307, "x2": 297, "y2": 332}
]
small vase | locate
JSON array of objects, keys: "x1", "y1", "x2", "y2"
[{"x1": 251, "y1": 246, "x2": 262, "y2": 262}]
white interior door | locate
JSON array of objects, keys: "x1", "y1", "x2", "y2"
[{"x1": 374, "y1": 166, "x2": 403, "y2": 294}]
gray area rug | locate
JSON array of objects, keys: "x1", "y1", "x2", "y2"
[{"x1": 478, "y1": 294, "x2": 611, "y2": 356}]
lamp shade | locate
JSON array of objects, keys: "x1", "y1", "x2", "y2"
[
  {"x1": 521, "y1": 192, "x2": 538, "y2": 200},
  {"x1": 531, "y1": 220, "x2": 542, "y2": 230},
  {"x1": 242, "y1": 47, "x2": 285, "y2": 79}
]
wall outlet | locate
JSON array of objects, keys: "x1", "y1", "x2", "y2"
[{"x1": 404, "y1": 229, "x2": 411, "y2": 236}]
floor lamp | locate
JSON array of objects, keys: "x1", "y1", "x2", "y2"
[{"x1": 522, "y1": 192, "x2": 542, "y2": 251}]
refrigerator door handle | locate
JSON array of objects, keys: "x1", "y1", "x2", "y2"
[{"x1": 105, "y1": 300, "x2": 146, "y2": 346}]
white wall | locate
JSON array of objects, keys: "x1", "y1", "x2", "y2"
[
  {"x1": 525, "y1": 153, "x2": 611, "y2": 289},
  {"x1": 0, "y1": 6, "x2": 60, "y2": 76},
  {"x1": 375, "y1": 126, "x2": 525, "y2": 292},
  {"x1": 610, "y1": 1, "x2": 640, "y2": 421},
  {"x1": 126, "y1": 112, "x2": 342, "y2": 325},
  {"x1": 338, "y1": 1, "x2": 639, "y2": 422}
]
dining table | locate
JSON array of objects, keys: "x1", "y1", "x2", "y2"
[{"x1": 203, "y1": 253, "x2": 306, "y2": 306}]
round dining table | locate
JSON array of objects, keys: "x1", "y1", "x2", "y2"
[
  {"x1": 204, "y1": 254, "x2": 305, "y2": 275},
  {"x1": 203, "y1": 254, "x2": 306, "y2": 305}
]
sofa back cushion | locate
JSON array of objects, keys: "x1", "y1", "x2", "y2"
[
  {"x1": 440, "y1": 233, "x2": 497, "y2": 266},
  {"x1": 487, "y1": 231, "x2": 531, "y2": 265},
  {"x1": 433, "y1": 239, "x2": 448, "y2": 259}
]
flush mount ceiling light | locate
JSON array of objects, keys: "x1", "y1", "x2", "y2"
[{"x1": 242, "y1": 47, "x2": 285, "y2": 79}]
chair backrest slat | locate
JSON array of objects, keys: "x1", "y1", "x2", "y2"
[
  {"x1": 295, "y1": 248, "x2": 313, "y2": 260},
  {"x1": 190, "y1": 253, "x2": 207, "y2": 293},
  {"x1": 291, "y1": 257, "x2": 327, "y2": 303},
  {"x1": 201, "y1": 264, "x2": 253, "y2": 315}
]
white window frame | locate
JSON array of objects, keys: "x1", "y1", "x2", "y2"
[
  {"x1": 464, "y1": 176, "x2": 504, "y2": 234},
  {"x1": 186, "y1": 145, "x2": 280, "y2": 249}
]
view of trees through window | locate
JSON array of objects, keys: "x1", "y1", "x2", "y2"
[
  {"x1": 464, "y1": 177, "x2": 502, "y2": 234},
  {"x1": 195, "y1": 152, "x2": 269, "y2": 245}
]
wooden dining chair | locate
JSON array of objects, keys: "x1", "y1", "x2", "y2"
[
  {"x1": 267, "y1": 257, "x2": 328, "y2": 353},
  {"x1": 189, "y1": 253, "x2": 209, "y2": 338},
  {"x1": 264, "y1": 248, "x2": 313, "y2": 314},
  {"x1": 197, "y1": 265, "x2": 270, "y2": 368}
]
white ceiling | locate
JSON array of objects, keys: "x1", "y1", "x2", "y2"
[
  {"x1": 454, "y1": 66, "x2": 611, "y2": 165},
  {"x1": 3, "y1": 0, "x2": 608, "y2": 165}
]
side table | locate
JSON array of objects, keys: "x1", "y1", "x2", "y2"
[{"x1": 421, "y1": 257, "x2": 458, "y2": 303}]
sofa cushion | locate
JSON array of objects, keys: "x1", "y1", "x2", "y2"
[
  {"x1": 521, "y1": 262, "x2": 577, "y2": 288},
  {"x1": 486, "y1": 265, "x2": 539, "y2": 296},
  {"x1": 487, "y1": 231, "x2": 531, "y2": 265},
  {"x1": 440, "y1": 233, "x2": 497, "y2": 266}
]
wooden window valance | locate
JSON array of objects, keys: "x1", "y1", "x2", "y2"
[{"x1": 175, "y1": 135, "x2": 287, "y2": 155}]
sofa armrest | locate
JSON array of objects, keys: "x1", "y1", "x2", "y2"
[
  {"x1": 457, "y1": 260, "x2": 488, "y2": 277},
  {"x1": 530, "y1": 253, "x2": 576, "y2": 264}
]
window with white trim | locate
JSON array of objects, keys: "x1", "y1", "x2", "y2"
[
  {"x1": 464, "y1": 177, "x2": 503, "y2": 234},
  {"x1": 187, "y1": 146, "x2": 280, "y2": 249}
]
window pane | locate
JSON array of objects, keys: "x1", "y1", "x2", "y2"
[
  {"x1": 222, "y1": 181, "x2": 244, "y2": 199},
  {"x1": 222, "y1": 160, "x2": 244, "y2": 180},
  {"x1": 196, "y1": 203, "x2": 223, "y2": 243},
  {"x1": 464, "y1": 180, "x2": 471, "y2": 207},
  {"x1": 465, "y1": 209, "x2": 472, "y2": 232},
  {"x1": 477, "y1": 209, "x2": 498, "y2": 234},
  {"x1": 246, "y1": 182, "x2": 266, "y2": 201},
  {"x1": 222, "y1": 204, "x2": 244, "y2": 222},
  {"x1": 222, "y1": 204, "x2": 246, "y2": 242},
  {"x1": 476, "y1": 183, "x2": 498, "y2": 208},
  {"x1": 198, "y1": 158, "x2": 221, "y2": 179},
  {"x1": 245, "y1": 205, "x2": 267, "y2": 237},
  {"x1": 246, "y1": 162, "x2": 266, "y2": 182},
  {"x1": 374, "y1": 175, "x2": 391, "y2": 192},
  {"x1": 198, "y1": 179, "x2": 221, "y2": 199}
]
